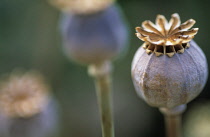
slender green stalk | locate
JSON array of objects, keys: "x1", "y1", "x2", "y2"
[
  {"x1": 88, "y1": 61, "x2": 114, "y2": 137},
  {"x1": 160, "y1": 105, "x2": 186, "y2": 137},
  {"x1": 164, "y1": 115, "x2": 182, "y2": 137}
]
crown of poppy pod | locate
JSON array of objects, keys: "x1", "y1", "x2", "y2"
[
  {"x1": 49, "y1": 0, "x2": 115, "y2": 14},
  {"x1": 135, "y1": 13, "x2": 198, "y2": 57},
  {"x1": 0, "y1": 71, "x2": 50, "y2": 118}
]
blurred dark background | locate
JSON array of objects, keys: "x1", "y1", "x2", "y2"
[{"x1": 0, "y1": 0, "x2": 209, "y2": 137}]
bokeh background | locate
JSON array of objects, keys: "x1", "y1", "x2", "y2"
[{"x1": 0, "y1": 0, "x2": 209, "y2": 137}]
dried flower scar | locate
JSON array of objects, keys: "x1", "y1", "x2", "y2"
[{"x1": 135, "y1": 13, "x2": 198, "y2": 57}]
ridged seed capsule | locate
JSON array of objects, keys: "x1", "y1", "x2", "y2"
[
  {"x1": 0, "y1": 71, "x2": 59, "y2": 137},
  {"x1": 132, "y1": 13, "x2": 208, "y2": 108},
  {"x1": 49, "y1": 0, "x2": 129, "y2": 65},
  {"x1": 60, "y1": 4, "x2": 129, "y2": 64}
]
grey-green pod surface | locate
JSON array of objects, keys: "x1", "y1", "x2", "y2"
[
  {"x1": 131, "y1": 40, "x2": 208, "y2": 108},
  {"x1": 0, "y1": 71, "x2": 60, "y2": 137},
  {"x1": 60, "y1": 4, "x2": 129, "y2": 64},
  {"x1": 0, "y1": 97, "x2": 60, "y2": 137}
]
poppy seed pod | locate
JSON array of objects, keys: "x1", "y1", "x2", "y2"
[
  {"x1": 60, "y1": 4, "x2": 129, "y2": 64},
  {"x1": 131, "y1": 13, "x2": 208, "y2": 108},
  {"x1": 0, "y1": 98, "x2": 59, "y2": 137},
  {"x1": 0, "y1": 71, "x2": 59, "y2": 137}
]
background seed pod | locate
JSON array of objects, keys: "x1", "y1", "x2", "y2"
[
  {"x1": 0, "y1": 97, "x2": 60, "y2": 137},
  {"x1": 60, "y1": 4, "x2": 129, "y2": 64},
  {"x1": 132, "y1": 40, "x2": 208, "y2": 108}
]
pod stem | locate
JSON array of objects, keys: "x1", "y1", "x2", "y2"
[
  {"x1": 159, "y1": 105, "x2": 187, "y2": 137},
  {"x1": 164, "y1": 114, "x2": 182, "y2": 137},
  {"x1": 88, "y1": 61, "x2": 115, "y2": 137}
]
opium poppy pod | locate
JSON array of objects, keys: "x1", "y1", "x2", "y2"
[
  {"x1": 131, "y1": 13, "x2": 208, "y2": 108},
  {"x1": 4, "y1": 98, "x2": 59, "y2": 137},
  {"x1": 60, "y1": 4, "x2": 129, "y2": 64},
  {"x1": 0, "y1": 71, "x2": 60, "y2": 137}
]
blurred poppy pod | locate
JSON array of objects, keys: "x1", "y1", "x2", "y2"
[
  {"x1": 0, "y1": 71, "x2": 60, "y2": 137},
  {"x1": 132, "y1": 13, "x2": 208, "y2": 108},
  {"x1": 60, "y1": 4, "x2": 129, "y2": 64},
  {"x1": 49, "y1": 2, "x2": 129, "y2": 137}
]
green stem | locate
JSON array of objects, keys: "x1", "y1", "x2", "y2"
[
  {"x1": 160, "y1": 105, "x2": 186, "y2": 137},
  {"x1": 88, "y1": 61, "x2": 115, "y2": 137},
  {"x1": 164, "y1": 114, "x2": 182, "y2": 137}
]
